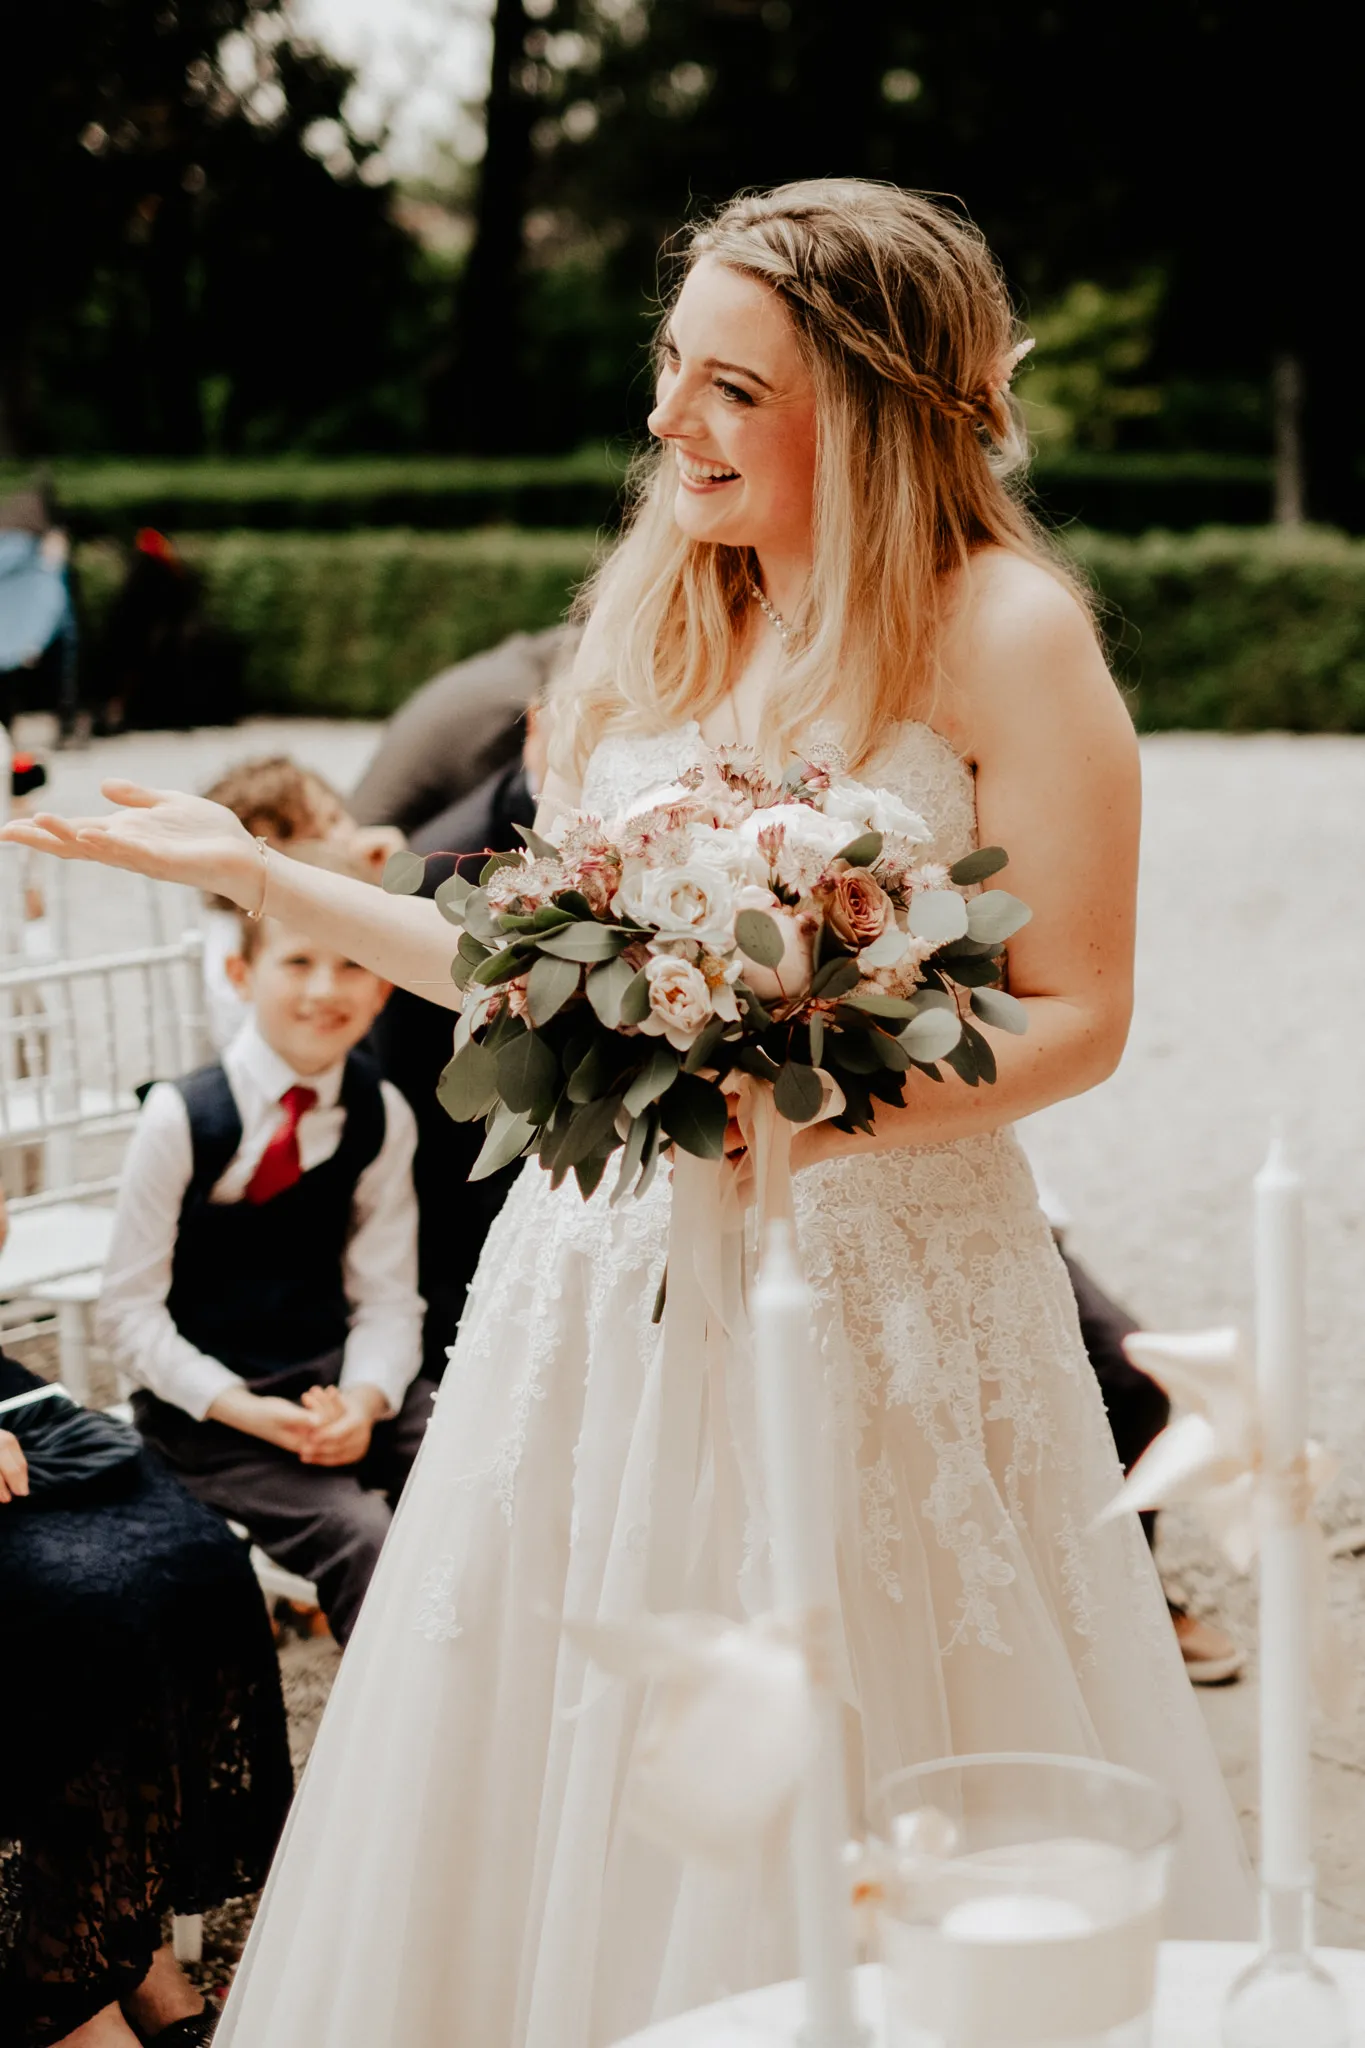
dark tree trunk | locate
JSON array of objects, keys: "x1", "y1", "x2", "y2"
[{"x1": 435, "y1": 0, "x2": 534, "y2": 451}]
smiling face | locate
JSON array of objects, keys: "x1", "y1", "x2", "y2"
[
  {"x1": 647, "y1": 257, "x2": 819, "y2": 569},
  {"x1": 226, "y1": 923, "x2": 392, "y2": 1076}
]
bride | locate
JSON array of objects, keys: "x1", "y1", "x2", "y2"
[{"x1": 5, "y1": 180, "x2": 1251, "y2": 2043}]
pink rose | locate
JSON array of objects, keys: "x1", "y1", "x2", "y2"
[
  {"x1": 640, "y1": 954, "x2": 714, "y2": 1050},
  {"x1": 813, "y1": 864, "x2": 894, "y2": 949}
]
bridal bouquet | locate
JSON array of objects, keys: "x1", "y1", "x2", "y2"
[{"x1": 384, "y1": 746, "x2": 1030, "y2": 1201}]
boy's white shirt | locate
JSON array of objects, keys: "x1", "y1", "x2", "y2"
[{"x1": 97, "y1": 1017, "x2": 425, "y2": 1422}]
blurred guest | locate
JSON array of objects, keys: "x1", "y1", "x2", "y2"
[
  {"x1": 197, "y1": 758, "x2": 404, "y2": 1051},
  {"x1": 1030, "y1": 1167, "x2": 1246, "y2": 1685},
  {"x1": 0, "y1": 486, "x2": 78, "y2": 737},
  {"x1": 92, "y1": 530, "x2": 241, "y2": 734},
  {"x1": 0, "y1": 1190, "x2": 293, "y2": 2048},
  {"x1": 369, "y1": 701, "x2": 546, "y2": 1377},
  {"x1": 348, "y1": 623, "x2": 579, "y2": 835}
]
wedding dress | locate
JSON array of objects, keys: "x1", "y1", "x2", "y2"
[{"x1": 217, "y1": 719, "x2": 1252, "y2": 2048}]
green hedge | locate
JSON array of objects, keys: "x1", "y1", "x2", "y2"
[
  {"x1": 6, "y1": 450, "x2": 629, "y2": 538},
  {"x1": 75, "y1": 528, "x2": 601, "y2": 718},
  {"x1": 71, "y1": 523, "x2": 1365, "y2": 728},
  {"x1": 1070, "y1": 526, "x2": 1365, "y2": 730},
  {"x1": 11, "y1": 447, "x2": 1280, "y2": 536}
]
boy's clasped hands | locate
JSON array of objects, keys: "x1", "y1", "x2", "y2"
[{"x1": 206, "y1": 1381, "x2": 390, "y2": 1466}]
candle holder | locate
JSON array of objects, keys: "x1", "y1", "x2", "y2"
[
  {"x1": 1222, "y1": 1883, "x2": 1348, "y2": 2046},
  {"x1": 870, "y1": 1753, "x2": 1177, "y2": 2047}
]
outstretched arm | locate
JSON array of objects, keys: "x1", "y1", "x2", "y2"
[{"x1": 0, "y1": 781, "x2": 464, "y2": 1009}]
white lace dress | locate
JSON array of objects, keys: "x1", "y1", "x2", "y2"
[{"x1": 217, "y1": 720, "x2": 1252, "y2": 2048}]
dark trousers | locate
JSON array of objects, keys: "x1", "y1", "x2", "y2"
[
  {"x1": 135, "y1": 1372, "x2": 437, "y2": 1643},
  {"x1": 1063, "y1": 1251, "x2": 1170, "y2": 1550}
]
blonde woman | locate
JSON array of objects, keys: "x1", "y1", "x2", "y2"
[{"x1": 3, "y1": 182, "x2": 1251, "y2": 2044}]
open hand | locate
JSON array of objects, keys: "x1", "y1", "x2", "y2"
[
  {"x1": 0, "y1": 781, "x2": 262, "y2": 906},
  {"x1": 0, "y1": 1428, "x2": 30, "y2": 1504}
]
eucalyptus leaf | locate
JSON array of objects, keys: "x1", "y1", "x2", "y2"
[
  {"x1": 470, "y1": 944, "x2": 534, "y2": 988},
  {"x1": 573, "y1": 1151, "x2": 612, "y2": 1201},
  {"x1": 462, "y1": 891, "x2": 500, "y2": 944},
  {"x1": 808, "y1": 1013, "x2": 824, "y2": 1067},
  {"x1": 868, "y1": 1031, "x2": 914, "y2": 1071},
  {"x1": 611, "y1": 1108, "x2": 651, "y2": 1205},
  {"x1": 586, "y1": 955, "x2": 637, "y2": 1030},
  {"x1": 381, "y1": 849, "x2": 426, "y2": 895},
  {"x1": 808, "y1": 955, "x2": 861, "y2": 1001},
  {"x1": 619, "y1": 967, "x2": 652, "y2": 1026},
  {"x1": 736, "y1": 983, "x2": 772, "y2": 1027},
  {"x1": 659, "y1": 1072, "x2": 729, "y2": 1159},
  {"x1": 623, "y1": 1044, "x2": 679, "y2": 1117},
  {"x1": 480, "y1": 851, "x2": 522, "y2": 886},
  {"x1": 436, "y1": 1039, "x2": 499, "y2": 1123},
  {"x1": 567, "y1": 1039, "x2": 621, "y2": 1104},
  {"x1": 515, "y1": 821, "x2": 563, "y2": 860},
  {"x1": 970, "y1": 986, "x2": 1029, "y2": 1036},
  {"x1": 682, "y1": 1015, "x2": 730, "y2": 1074},
  {"x1": 434, "y1": 872, "x2": 472, "y2": 924},
  {"x1": 457, "y1": 930, "x2": 490, "y2": 967},
  {"x1": 537, "y1": 923, "x2": 629, "y2": 963},
  {"x1": 836, "y1": 830, "x2": 883, "y2": 867},
  {"x1": 842, "y1": 992, "x2": 918, "y2": 1021},
  {"x1": 907, "y1": 987, "x2": 957, "y2": 1014},
  {"x1": 496, "y1": 1029, "x2": 560, "y2": 1117},
  {"x1": 735, "y1": 907, "x2": 784, "y2": 970},
  {"x1": 635, "y1": 1109, "x2": 663, "y2": 1198},
  {"x1": 450, "y1": 951, "x2": 476, "y2": 991},
  {"x1": 551, "y1": 889, "x2": 596, "y2": 920},
  {"x1": 943, "y1": 1032, "x2": 981, "y2": 1087},
  {"x1": 899, "y1": 1006, "x2": 963, "y2": 1063},
  {"x1": 560, "y1": 1091, "x2": 625, "y2": 1168},
  {"x1": 738, "y1": 1043, "x2": 781, "y2": 1082},
  {"x1": 529, "y1": 903, "x2": 577, "y2": 930},
  {"x1": 469, "y1": 1104, "x2": 537, "y2": 1181},
  {"x1": 962, "y1": 1020, "x2": 997, "y2": 1085},
  {"x1": 948, "y1": 845, "x2": 1009, "y2": 886},
  {"x1": 858, "y1": 924, "x2": 910, "y2": 969},
  {"x1": 907, "y1": 890, "x2": 970, "y2": 943},
  {"x1": 939, "y1": 951, "x2": 1005, "y2": 988},
  {"x1": 527, "y1": 952, "x2": 581, "y2": 1026},
  {"x1": 773, "y1": 1060, "x2": 824, "y2": 1124},
  {"x1": 965, "y1": 890, "x2": 1033, "y2": 946}
]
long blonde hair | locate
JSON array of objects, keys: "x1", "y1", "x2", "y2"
[{"x1": 561, "y1": 178, "x2": 1077, "y2": 773}]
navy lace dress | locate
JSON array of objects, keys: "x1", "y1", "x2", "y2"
[{"x1": 0, "y1": 1358, "x2": 293, "y2": 2047}]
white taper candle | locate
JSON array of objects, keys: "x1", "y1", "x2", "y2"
[
  {"x1": 753, "y1": 1218, "x2": 866, "y2": 2048},
  {"x1": 1253, "y1": 1134, "x2": 1313, "y2": 1899}
]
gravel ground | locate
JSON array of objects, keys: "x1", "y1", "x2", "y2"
[{"x1": 12, "y1": 719, "x2": 1365, "y2": 1972}]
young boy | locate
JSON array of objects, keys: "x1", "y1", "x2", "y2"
[{"x1": 98, "y1": 849, "x2": 429, "y2": 1644}]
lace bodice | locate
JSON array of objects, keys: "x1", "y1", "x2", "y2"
[{"x1": 579, "y1": 718, "x2": 978, "y2": 868}]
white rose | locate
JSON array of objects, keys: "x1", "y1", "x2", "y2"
[
  {"x1": 737, "y1": 802, "x2": 847, "y2": 858},
  {"x1": 613, "y1": 859, "x2": 738, "y2": 947},
  {"x1": 822, "y1": 780, "x2": 932, "y2": 844},
  {"x1": 640, "y1": 955, "x2": 714, "y2": 1050},
  {"x1": 690, "y1": 823, "x2": 770, "y2": 886}
]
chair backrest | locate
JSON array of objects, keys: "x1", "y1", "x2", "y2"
[{"x1": 0, "y1": 934, "x2": 210, "y2": 1213}]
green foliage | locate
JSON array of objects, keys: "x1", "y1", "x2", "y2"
[
  {"x1": 1018, "y1": 276, "x2": 1165, "y2": 454},
  {"x1": 1068, "y1": 526, "x2": 1365, "y2": 732},
  {"x1": 73, "y1": 526, "x2": 598, "y2": 718},
  {"x1": 6, "y1": 450, "x2": 627, "y2": 536}
]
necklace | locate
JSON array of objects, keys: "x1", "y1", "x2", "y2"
[{"x1": 750, "y1": 581, "x2": 791, "y2": 646}]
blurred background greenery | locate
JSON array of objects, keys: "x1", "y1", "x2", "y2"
[{"x1": 3, "y1": 0, "x2": 1360, "y2": 727}]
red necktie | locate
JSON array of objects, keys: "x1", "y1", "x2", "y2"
[{"x1": 245, "y1": 1085, "x2": 318, "y2": 1205}]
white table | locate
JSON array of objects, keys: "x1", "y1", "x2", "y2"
[{"x1": 612, "y1": 1947, "x2": 1365, "y2": 2045}]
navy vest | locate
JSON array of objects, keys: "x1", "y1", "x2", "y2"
[{"x1": 164, "y1": 1053, "x2": 386, "y2": 1385}]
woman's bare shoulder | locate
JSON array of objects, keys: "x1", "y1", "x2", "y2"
[{"x1": 941, "y1": 546, "x2": 1128, "y2": 758}]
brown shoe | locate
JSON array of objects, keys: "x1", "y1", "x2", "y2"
[{"x1": 1169, "y1": 1603, "x2": 1246, "y2": 1685}]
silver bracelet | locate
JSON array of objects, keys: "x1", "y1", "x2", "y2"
[{"x1": 245, "y1": 836, "x2": 271, "y2": 921}]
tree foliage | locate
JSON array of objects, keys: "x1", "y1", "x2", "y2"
[{"x1": 2, "y1": 0, "x2": 433, "y2": 456}]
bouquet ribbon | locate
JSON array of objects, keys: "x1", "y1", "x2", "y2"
[
  {"x1": 1098, "y1": 1326, "x2": 1348, "y2": 1717},
  {"x1": 571, "y1": 1071, "x2": 848, "y2": 1865}
]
